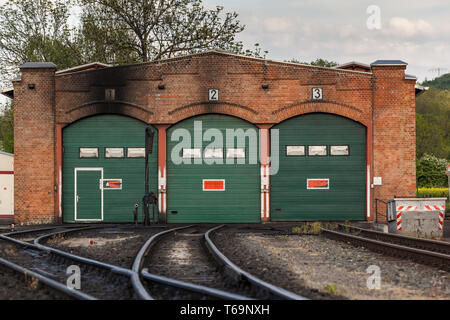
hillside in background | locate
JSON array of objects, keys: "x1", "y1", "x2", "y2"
[
  {"x1": 415, "y1": 87, "x2": 450, "y2": 160},
  {"x1": 422, "y1": 73, "x2": 450, "y2": 90}
]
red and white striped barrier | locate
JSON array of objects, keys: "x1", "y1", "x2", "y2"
[
  {"x1": 396, "y1": 206, "x2": 417, "y2": 231},
  {"x1": 424, "y1": 205, "x2": 446, "y2": 231},
  {"x1": 438, "y1": 211, "x2": 445, "y2": 231},
  {"x1": 424, "y1": 205, "x2": 445, "y2": 211}
]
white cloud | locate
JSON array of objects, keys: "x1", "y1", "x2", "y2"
[
  {"x1": 263, "y1": 17, "x2": 294, "y2": 33},
  {"x1": 235, "y1": 6, "x2": 449, "y2": 81},
  {"x1": 338, "y1": 25, "x2": 359, "y2": 39},
  {"x1": 388, "y1": 17, "x2": 434, "y2": 37}
]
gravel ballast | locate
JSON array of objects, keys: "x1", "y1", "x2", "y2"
[
  {"x1": 0, "y1": 258, "x2": 70, "y2": 300},
  {"x1": 43, "y1": 226, "x2": 168, "y2": 269},
  {"x1": 212, "y1": 228, "x2": 450, "y2": 300}
]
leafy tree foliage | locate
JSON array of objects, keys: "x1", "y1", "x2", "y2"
[
  {"x1": 76, "y1": 0, "x2": 265, "y2": 63},
  {"x1": 287, "y1": 58, "x2": 339, "y2": 68},
  {"x1": 415, "y1": 88, "x2": 450, "y2": 159},
  {"x1": 416, "y1": 154, "x2": 448, "y2": 188},
  {"x1": 415, "y1": 85, "x2": 450, "y2": 186},
  {"x1": 422, "y1": 73, "x2": 450, "y2": 90},
  {"x1": 0, "y1": 0, "x2": 81, "y2": 87},
  {"x1": 308, "y1": 58, "x2": 339, "y2": 68},
  {"x1": 0, "y1": 101, "x2": 14, "y2": 153},
  {"x1": 0, "y1": 0, "x2": 265, "y2": 85}
]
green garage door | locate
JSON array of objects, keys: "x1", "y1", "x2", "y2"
[
  {"x1": 63, "y1": 114, "x2": 158, "y2": 222},
  {"x1": 271, "y1": 113, "x2": 366, "y2": 220},
  {"x1": 167, "y1": 114, "x2": 260, "y2": 223}
]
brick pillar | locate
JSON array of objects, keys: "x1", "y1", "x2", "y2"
[
  {"x1": 13, "y1": 62, "x2": 57, "y2": 225},
  {"x1": 371, "y1": 61, "x2": 417, "y2": 222},
  {"x1": 154, "y1": 124, "x2": 170, "y2": 223}
]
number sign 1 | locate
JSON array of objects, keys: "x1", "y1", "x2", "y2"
[
  {"x1": 312, "y1": 88, "x2": 323, "y2": 100},
  {"x1": 209, "y1": 89, "x2": 219, "y2": 101}
]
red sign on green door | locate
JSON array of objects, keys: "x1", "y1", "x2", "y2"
[
  {"x1": 103, "y1": 179, "x2": 122, "y2": 190},
  {"x1": 203, "y1": 179, "x2": 225, "y2": 191},
  {"x1": 307, "y1": 179, "x2": 329, "y2": 190}
]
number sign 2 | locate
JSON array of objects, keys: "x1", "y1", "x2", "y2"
[
  {"x1": 312, "y1": 88, "x2": 323, "y2": 100},
  {"x1": 209, "y1": 89, "x2": 219, "y2": 101}
]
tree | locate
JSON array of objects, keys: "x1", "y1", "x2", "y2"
[
  {"x1": 0, "y1": 0, "x2": 81, "y2": 87},
  {"x1": 0, "y1": 101, "x2": 14, "y2": 154},
  {"x1": 309, "y1": 58, "x2": 339, "y2": 68},
  {"x1": 415, "y1": 88, "x2": 450, "y2": 159},
  {"x1": 287, "y1": 58, "x2": 339, "y2": 68},
  {"x1": 0, "y1": 0, "x2": 265, "y2": 86},
  {"x1": 422, "y1": 73, "x2": 450, "y2": 90},
  {"x1": 77, "y1": 0, "x2": 264, "y2": 64},
  {"x1": 416, "y1": 114, "x2": 445, "y2": 158},
  {"x1": 416, "y1": 154, "x2": 448, "y2": 187}
]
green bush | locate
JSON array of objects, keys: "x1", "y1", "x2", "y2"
[{"x1": 416, "y1": 154, "x2": 448, "y2": 188}]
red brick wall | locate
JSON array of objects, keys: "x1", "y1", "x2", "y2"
[
  {"x1": 13, "y1": 51, "x2": 416, "y2": 224},
  {"x1": 14, "y1": 67, "x2": 56, "y2": 225},
  {"x1": 55, "y1": 53, "x2": 374, "y2": 126},
  {"x1": 372, "y1": 65, "x2": 417, "y2": 220}
]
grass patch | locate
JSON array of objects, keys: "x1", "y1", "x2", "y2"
[
  {"x1": 291, "y1": 222, "x2": 340, "y2": 234},
  {"x1": 292, "y1": 222, "x2": 322, "y2": 234},
  {"x1": 324, "y1": 283, "x2": 338, "y2": 295}
]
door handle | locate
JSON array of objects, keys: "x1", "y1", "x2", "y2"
[{"x1": 76, "y1": 195, "x2": 80, "y2": 203}]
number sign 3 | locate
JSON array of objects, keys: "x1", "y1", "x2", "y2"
[
  {"x1": 312, "y1": 88, "x2": 323, "y2": 100},
  {"x1": 209, "y1": 89, "x2": 219, "y2": 101}
]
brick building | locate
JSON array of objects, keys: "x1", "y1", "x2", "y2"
[{"x1": 5, "y1": 50, "x2": 418, "y2": 224}]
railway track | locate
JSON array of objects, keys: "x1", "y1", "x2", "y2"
[
  {"x1": 321, "y1": 224, "x2": 450, "y2": 271},
  {"x1": 0, "y1": 225, "x2": 136, "y2": 300},
  {"x1": 1, "y1": 224, "x2": 309, "y2": 300},
  {"x1": 132, "y1": 224, "x2": 308, "y2": 300},
  {"x1": 5, "y1": 225, "x2": 93, "y2": 243}
]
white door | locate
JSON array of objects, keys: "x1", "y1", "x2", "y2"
[{"x1": 74, "y1": 168, "x2": 103, "y2": 221}]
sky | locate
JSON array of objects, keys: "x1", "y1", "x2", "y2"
[
  {"x1": 202, "y1": 0, "x2": 450, "y2": 82},
  {"x1": 1, "y1": 0, "x2": 449, "y2": 105}
]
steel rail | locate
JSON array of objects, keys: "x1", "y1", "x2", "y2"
[
  {"x1": 2, "y1": 226, "x2": 65, "y2": 237},
  {"x1": 141, "y1": 269, "x2": 252, "y2": 300},
  {"x1": 321, "y1": 228, "x2": 450, "y2": 270},
  {"x1": 204, "y1": 225, "x2": 309, "y2": 300},
  {"x1": 0, "y1": 234, "x2": 37, "y2": 248},
  {"x1": 131, "y1": 225, "x2": 194, "y2": 300},
  {"x1": 133, "y1": 225, "x2": 254, "y2": 300},
  {"x1": 0, "y1": 226, "x2": 98, "y2": 248},
  {"x1": 33, "y1": 226, "x2": 134, "y2": 277},
  {"x1": 28, "y1": 224, "x2": 218, "y2": 300},
  {"x1": 3, "y1": 224, "x2": 245, "y2": 300},
  {"x1": 2, "y1": 224, "x2": 94, "y2": 237},
  {"x1": 0, "y1": 257, "x2": 96, "y2": 300},
  {"x1": 1, "y1": 225, "x2": 135, "y2": 300},
  {"x1": 336, "y1": 224, "x2": 450, "y2": 254}
]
